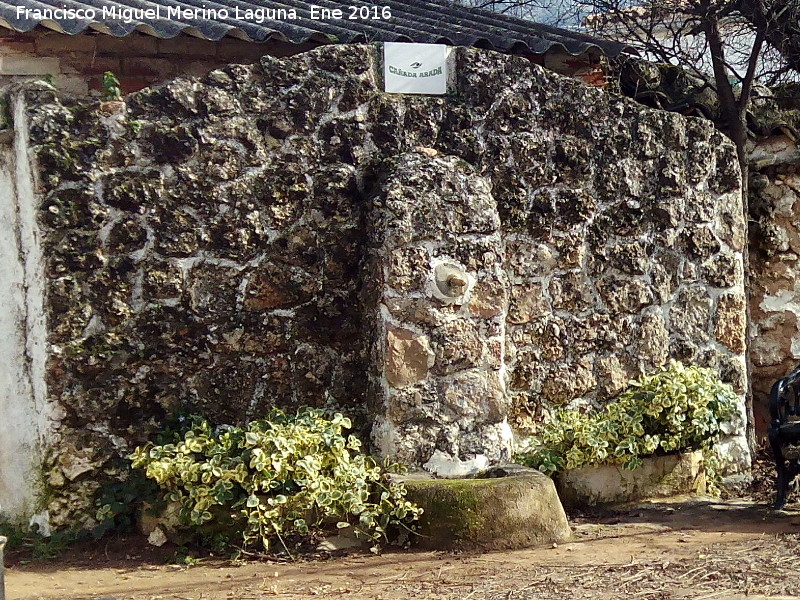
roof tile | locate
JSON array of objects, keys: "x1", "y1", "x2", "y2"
[{"x1": 0, "y1": 0, "x2": 635, "y2": 57}]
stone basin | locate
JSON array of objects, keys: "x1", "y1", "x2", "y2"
[
  {"x1": 555, "y1": 450, "x2": 708, "y2": 508},
  {"x1": 395, "y1": 465, "x2": 571, "y2": 551}
]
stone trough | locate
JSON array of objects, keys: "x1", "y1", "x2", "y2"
[
  {"x1": 396, "y1": 465, "x2": 571, "y2": 551},
  {"x1": 555, "y1": 450, "x2": 708, "y2": 508}
]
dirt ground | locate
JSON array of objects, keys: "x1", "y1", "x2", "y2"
[
  {"x1": 5, "y1": 450, "x2": 799, "y2": 600},
  {"x1": 6, "y1": 496, "x2": 800, "y2": 600}
]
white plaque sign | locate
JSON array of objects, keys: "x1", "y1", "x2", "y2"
[{"x1": 383, "y1": 42, "x2": 449, "y2": 95}]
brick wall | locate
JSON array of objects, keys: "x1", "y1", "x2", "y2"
[{"x1": 0, "y1": 28, "x2": 319, "y2": 96}]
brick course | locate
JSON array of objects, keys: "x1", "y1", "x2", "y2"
[{"x1": 0, "y1": 29, "x2": 318, "y2": 96}]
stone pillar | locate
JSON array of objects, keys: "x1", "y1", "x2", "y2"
[{"x1": 366, "y1": 150, "x2": 512, "y2": 476}]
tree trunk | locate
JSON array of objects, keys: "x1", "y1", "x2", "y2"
[{"x1": 705, "y1": 12, "x2": 758, "y2": 459}]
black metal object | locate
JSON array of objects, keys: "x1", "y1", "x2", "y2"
[{"x1": 768, "y1": 364, "x2": 800, "y2": 508}]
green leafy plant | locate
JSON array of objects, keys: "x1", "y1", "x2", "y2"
[
  {"x1": 168, "y1": 547, "x2": 203, "y2": 566},
  {"x1": 102, "y1": 71, "x2": 122, "y2": 100},
  {"x1": 94, "y1": 461, "x2": 161, "y2": 539},
  {"x1": 0, "y1": 519, "x2": 83, "y2": 562},
  {"x1": 516, "y1": 361, "x2": 738, "y2": 477},
  {"x1": 130, "y1": 408, "x2": 422, "y2": 554},
  {"x1": 127, "y1": 119, "x2": 143, "y2": 135}
]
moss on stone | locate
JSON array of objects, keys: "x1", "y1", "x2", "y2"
[{"x1": 401, "y1": 472, "x2": 571, "y2": 551}]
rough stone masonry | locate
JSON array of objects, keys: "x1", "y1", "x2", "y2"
[{"x1": 0, "y1": 43, "x2": 749, "y2": 527}]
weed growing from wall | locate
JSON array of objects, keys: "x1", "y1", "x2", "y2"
[{"x1": 101, "y1": 71, "x2": 122, "y2": 100}]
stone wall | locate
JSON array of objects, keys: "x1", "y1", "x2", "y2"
[
  {"x1": 749, "y1": 136, "x2": 800, "y2": 432},
  {"x1": 5, "y1": 43, "x2": 749, "y2": 526}
]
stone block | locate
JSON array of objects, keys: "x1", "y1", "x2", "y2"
[
  {"x1": 549, "y1": 271, "x2": 590, "y2": 311},
  {"x1": 540, "y1": 361, "x2": 596, "y2": 404},
  {"x1": 398, "y1": 468, "x2": 571, "y2": 550},
  {"x1": 0, "y1": 39, "x2": 36, "y2": 54},
  {"x1": 97, "y1": 34, "x2": 158, "y2": 56},
  {"x1": 121, "y1": 57, "x2": 177, "y2": 78},
  {"x1": 505, "y1": 240, "x2": 556, "y2": 278},
  {"x1": 683, "y1": 225, "x2": 721, "y2": 258},
  {"x1": 467, "y1": 279, "x2": 507, "y2": 319},
  {"x1": 430, "y1": 319, "x2": 486, "y2": 373},
  {"x1": 36, "y1": 33, "x2": 96, "y2": 54},
  {"x1": 671, "y1": 287, "x2": 713, "y2": 341},
  {"x1": 594, "y1": 355, "x2": 629, "y2": 398},
  {"x1": 386, "y1": 246, "x2": 429, "y2": 293},
  {"x1": 555, "y1": 450, "x2": 707, "y2": 507},
  {"x1": 702, "y1": 251, "x2": 741, "y2": 288},
  {"x1": 636, "y1": 311, "x2": 670, "y2": 367},
  {"x1": 60, "y1": 55, "x2": 119, "y2": 76},
  {"x1": 386, "y1": 328, "x2": 434, "y2": 387},
  {"x1": 51, "y1": 75, "x2": 89, "y2": 97},
  {"x1": 0, "y1": 55, "x2": 59, "y2": 75},
  {"x1": 597, "y1": 276, "x2": 652, "y2": 313},
  {"x1": 714, "y1": 292, "x2": 747, "y2": 353},
  {"x1": 157, "y1": 36, "x2": 217, "y2": 56},
  {"x1": 439, "y1": 369, "x2": 507, "y2": 422}
]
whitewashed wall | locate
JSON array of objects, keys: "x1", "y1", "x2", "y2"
[{"x1": 0, "y1": 90, "x2": 52, "y2": 527}]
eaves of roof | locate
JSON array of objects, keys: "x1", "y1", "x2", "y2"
[{"x1": 0, "y1": 0, "x2": 636, "y2": 58}]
